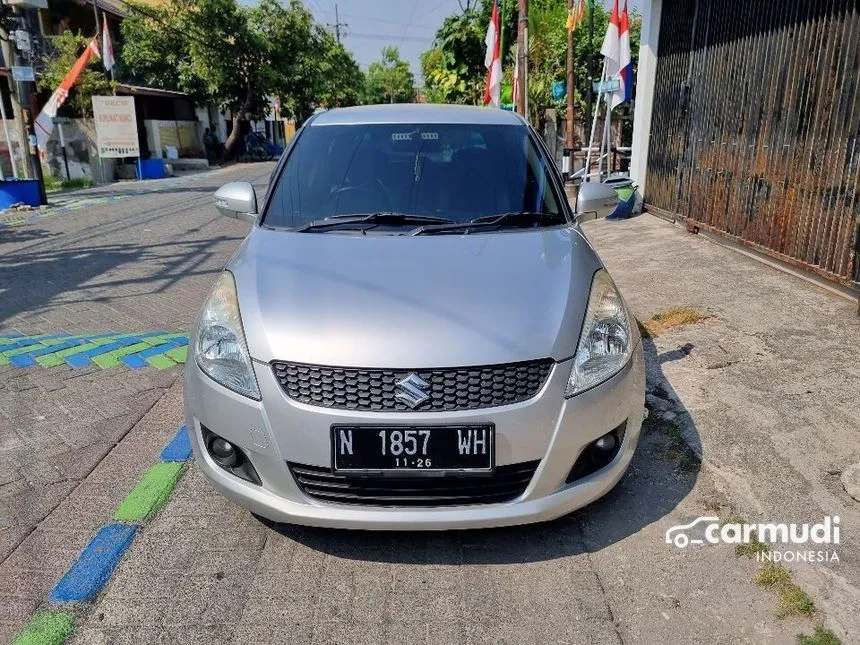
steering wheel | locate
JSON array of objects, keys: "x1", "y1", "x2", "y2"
[{"x1": 329, "y1": 181, "x2": 393, "y2": 215}]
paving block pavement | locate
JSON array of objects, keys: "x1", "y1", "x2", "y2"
[
  {"x1": 0, "y1": 163, "x2": 272, "y2": 558},
  {"x1": 0, "y1": 163, "x2": 273, "y2": 642},
  {"x1": 0, "y1": 379, "x2": 187, "y2": 643}
]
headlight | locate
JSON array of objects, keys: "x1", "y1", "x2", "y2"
[
  {"x1": 195, "y1": 271, "x2": 261, "y2": 400},
  {"x1": 565, "y1": 269, "x2": 632, "y2": 397}
]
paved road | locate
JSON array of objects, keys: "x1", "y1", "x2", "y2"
[
  {"x1": 0, "y1": 164, "x2": 270, "y2": 642},
  {"x1": 2, "y1": 167, "x2": 856, "y2": 644}
]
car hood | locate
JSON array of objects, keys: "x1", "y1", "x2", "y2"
[{"x1": 230, "y1": 226, "x2": 603, "y2": 368}]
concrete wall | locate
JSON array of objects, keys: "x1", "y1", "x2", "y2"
[
  {"x1": 630, "y1": 0, "x2": 662, "y2": 197},
  {"x1": 41, "y1": 119, "x2": 115, "y2": 184},
  {"x1": 144, "y1": 119, "x2": 203, "y2": 159},
  {"x1": 0, "y1": 120, "x2": 25, "y2": 179}
]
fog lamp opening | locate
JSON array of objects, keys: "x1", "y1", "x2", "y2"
[
  {"x1": 201, "y1": 426, "x2": 262, "y2": 486},
  {"x1": 565, "y1": 421, "x2": 627, "y2": 484}
]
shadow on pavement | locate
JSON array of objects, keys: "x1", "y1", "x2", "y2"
[
  {"x1": 265, "y1": 333, "x2": 702, "y2": 564},
  {"x1": 0, "y1": 227, "x2": 59, "y2": 243},
  {"x1": 0, "y1": 235, "x2": 241, "y2": 325}
]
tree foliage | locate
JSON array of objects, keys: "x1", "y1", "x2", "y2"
[
  {"x1": 421, "y1": 0, "x2": 641, "y2": 125},
  {"x1": 363, "y1": 47, "x2": 415, "y2": 104},
  {"x1": 421, "y1": 1, "x2": 516, "y2": 105},
  {"x1": 120, "y1": 0, "x2": 363, "y2": 151},
  {"x1": 37, "y1": 30, "x2": 114, "y2": 118}
]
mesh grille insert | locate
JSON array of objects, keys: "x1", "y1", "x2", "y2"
[{"x1": 272, "y1": 360, "x2": 553, "y2": 412}]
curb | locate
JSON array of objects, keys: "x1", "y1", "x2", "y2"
[{"x1": 12, "y1": 425, "x2": 193, "y2": 645}]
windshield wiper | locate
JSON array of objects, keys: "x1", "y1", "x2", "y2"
[
  {"x1": 411, "y1": 211, "x2": 567, "y2": 236},
  {"x1": 295, "y1": 212, "x2": 454, "y2": 233}
]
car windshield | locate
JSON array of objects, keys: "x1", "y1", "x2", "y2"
[{"x1": 262, "y1": 122, "x2": 564, "y2": 231}]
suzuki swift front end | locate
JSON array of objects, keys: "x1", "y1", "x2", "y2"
[{"x1": 184, "y1": 104, "x2": 645, "y2": 530}]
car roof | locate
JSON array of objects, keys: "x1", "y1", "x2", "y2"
[{"x1": 310, "y1": 104, "x2": 526, "y2": 127}]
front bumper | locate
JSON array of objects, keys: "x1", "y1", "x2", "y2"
[{"x1": 183, "y1": 343, "x2": 645, "y2": 530}]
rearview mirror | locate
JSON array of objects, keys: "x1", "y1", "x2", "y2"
[
  {"x1": 575, "y1": 182, "x2": 620, "y2": 222},
  {"x1": 214, "y1": 182, "x2": 258, "y2": 224}
]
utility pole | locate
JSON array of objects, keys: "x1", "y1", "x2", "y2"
[
  {"x1": 564, "y1": 0, "x2": 575, "y2": 182},
  {"x1": 586, "y1": 0, "x2": 594, "y2": 139},
  {"x1": 516, "y1": 0, "x2": 527, "y2": 117},
  {"x1": 335, "y1": 3, "x2": 340, "y2": 43},
  {"x1": 328, "y1": 3, "x2": 347, "y2": 44},
  {"x1": 2, "y1": 8, "x2": 46, "y2": 202},
  {"x1": 0, "y1": 36, "x2": 30, "y2": 179}
]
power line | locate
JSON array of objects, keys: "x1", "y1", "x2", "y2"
[
  {"x1": 414, "y1": 0, "x2": 457, "y2": 22},
  {"x1": 327, "y1": 13, "x2": 434, "y2": 29},
  {"x1": 347, "y1": 32, "x2": 432, "y2": 44},
  {"x1": 397, "y1": 0, "x2": 418, "y2": 49}
]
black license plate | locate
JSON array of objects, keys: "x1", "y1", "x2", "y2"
[{"x1": 332, "y1": 425, "x2": 494, "y2": 473}]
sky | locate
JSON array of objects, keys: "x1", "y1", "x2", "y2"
[
  {"x1": 301, "y1": 0, "x2": 465, "y2": 84},
  {"x1": 301, "y1": 0, "x2": 636, "y2": 86}
]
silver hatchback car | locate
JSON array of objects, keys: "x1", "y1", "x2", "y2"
[{"x1": 184, "y1": 104, "x2": 645, "y2": 530}]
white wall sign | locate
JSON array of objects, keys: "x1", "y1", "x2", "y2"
[{"x1": 92, "y1": 96, "x2": 140, "y2": 158}]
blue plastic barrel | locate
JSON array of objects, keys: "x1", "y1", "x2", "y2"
[
  {"x1": 0, "y1": 179, "x2": 42, "y2": 209},
  {"x1": 136, "y1": 159, "x2": 166, "y2": 180}
]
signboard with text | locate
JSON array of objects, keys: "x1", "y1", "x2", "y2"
[
  {"x1": 11, "y1": 66, "x2": 35, "y2": 82},
  {"x1": 92, "y1": 96, "x2": 140, "y2": 158}
]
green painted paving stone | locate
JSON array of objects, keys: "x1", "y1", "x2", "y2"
[
  {"x1": 91, "y1": 334, "x2": 186, "y2": 369},
  {"x1": 13, "y1": 611, "x2": 75, "y2": 645},
  {"x1": 165, "y1": 346, "x2": 188, "y2": 363},
  {"x1": 145, "y1": 354, "x2": 177, "y2": 370},
  {"x1": 36, "y1": 337, "x2": 120, "y2": 367},
  {"x1": 2, "y1": 338, "x2": 72, "y2": 358},
  {"x1": 114, "y1": 462, "x2": 184, "y2": 522},
  {"x1": 91, "y1": 341, "x2": 154, "y2": 368}
]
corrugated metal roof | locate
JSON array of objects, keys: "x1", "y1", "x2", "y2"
[
  {"x1": 95, "y1": 0, "x2": 128, "y2": 17},
  {"x1": 115, "y1": 83, "x2": 191, "y2": 99}
]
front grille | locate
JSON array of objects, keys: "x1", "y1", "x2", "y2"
[
  {"x1": 288, "y1": 461, "x2": 540, "y2": 507},
  {"x1": 272, "y1": 359, "x2": 553, "y2": 412}
]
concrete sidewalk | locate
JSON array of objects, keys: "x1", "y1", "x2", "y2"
[{"x1": 583, "y1": 213, "x2": 860, "y2": 637}]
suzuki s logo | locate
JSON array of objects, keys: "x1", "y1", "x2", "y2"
[{"x1": 394, "y1": 373, "x2": 431, "y2": 409}]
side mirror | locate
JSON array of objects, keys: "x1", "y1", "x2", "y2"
[
  {"x1": 214, "y1": 182, "x2": 258, "y2": 224},
  {"x1": 575, "y1": 182, "x2": 620, "y2": 222}
]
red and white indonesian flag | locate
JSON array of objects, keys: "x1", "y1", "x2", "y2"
[
  {"x1": 601, "y1": 0, "x2": 633, "y2": 109},
  {"x1": 102, "y1": 15, "x2": 115, "y2": 72},
  {"x1": 34, "y1": 37, "x2": 100, "y2": 151},
  {"x1": 482, "y1": 0, "x2": 502, "y2": 108}
]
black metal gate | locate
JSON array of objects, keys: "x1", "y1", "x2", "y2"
[{"x1": 645, "y1": 0, "x2": 860, "y2": 287}]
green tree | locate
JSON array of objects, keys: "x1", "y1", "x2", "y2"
[
  {"x1": 421, "y1": 0, "x2": 516, "y2": 105},
  {"x1": 37, "y1": 30, "x2": 114, "y2": 118},
  {"x1": 315, "y1": 30, "x2": 365, "y2": 109},
  {"x1": 121, "y1": 0, "x2": 363, "y2": 155},
  {"x1": 363, "y1": 47, "x2": 415, "y2": 104},
  {"x1": 420, "y1": 0, "x2": 640, "y2": 128}
]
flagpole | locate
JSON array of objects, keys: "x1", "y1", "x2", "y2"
[
  {"x1": 91, "y1": 0, "x2": 100, "y2": 37},
  {"x1": 584, "y1": 58, "x2": 607, "y2": 182},
  {"x1": 499, "y1": 0, "x2": 506, "y2": 68}
]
